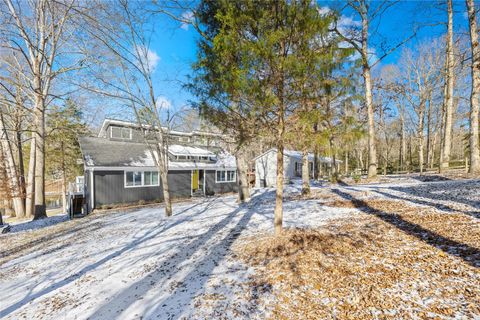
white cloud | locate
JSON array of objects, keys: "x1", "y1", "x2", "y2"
[
  {"x1": 135, "y1": 45, "x2": 160, "y2": 71},
  {"x1": 145, "y1": 48, "x2": 160, "y2": 70},
  {"x1": 156, "y1": 96, "x2": 172, "y2": 110},
  {"x1": 180, "y1": 11, "x2": 194, "y2": 30},
  {"x1": 318, "y1": 6, "x2": 331, "y2": 15},
  {"x1": 338, "y1": 15, "x2": 361, "y2": 28}
]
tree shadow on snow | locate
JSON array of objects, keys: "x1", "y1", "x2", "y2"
[
  {"x1": 353, "y1": 181, "x2": 480, "y2": 219},
  {"x1": 87, "y1": 200, "x2": 260, "y2": 320},
  {"x1": 0, "y1": 197, "x2": 226, "y2": 318},
  {"x1": 332, "y1": 188, "x2": 480, "y2": 269}
]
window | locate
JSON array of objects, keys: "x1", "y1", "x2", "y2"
[
  {"x1": 125, "y1": 171, "x2": 159, "y2": 187},
  {"x1": 179, "y1": 136, "x2": 190, "y2": 143},
  {"x1": 216, "y1": 170, "x2": 236, "y2": 183},
  {"x1": 144, "y1": 171, "x2": 159, "y2": 186},
  {"x1": 125, "y1": 171, "x2": 142, "y2": 187},
  {"x1": 111, "y1": 126, "x2": 132, "y2": 139}
]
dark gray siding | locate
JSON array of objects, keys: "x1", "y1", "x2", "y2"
[
  {"x1": 93, "y1": 170, "x2": 191, "y2": 207},
  {"x1": 205, "y1": 170, "x2": 237, "y2": 195},
  {"x1": 85, "y1": 170, "x2": 92, "y2": 213},
  {"x1": 167, "y1": 170, "x2": 192, "y2": 198}
]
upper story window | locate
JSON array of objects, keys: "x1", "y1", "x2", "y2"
[
  {"x1": 111, "y1": 126, "x2": 132, "y2": 140},
  {"x1": 179, "y1": 136, "x2": 190, "y2": 143}
]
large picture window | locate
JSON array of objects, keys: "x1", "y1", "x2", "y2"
[
  {"x1": 125, "y1": 171, "x2": 159, "y2": 187},
  {"x1": 111, "y1": 126, "x2": 132, "y2": 139},
  {"x1": 216, "y1": 170, "x2": 236, "y2": 183}
]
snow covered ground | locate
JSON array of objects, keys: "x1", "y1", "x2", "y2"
[
  {"x1": 0, "y1": 177, "x2": 478, "y2": 319},
  {"x1": 0, "y1": 185, "x2": 356, "y2": 320}
]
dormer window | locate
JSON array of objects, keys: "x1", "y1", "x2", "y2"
[
  {"x1": 111, "y1": 126, "x2": 132, "y2": 140},
  {"x1": 179, "y1": 136, "x2": 190, "y2": 143}
]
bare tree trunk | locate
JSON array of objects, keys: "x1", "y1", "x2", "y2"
[
  {"x1": 439, "y1": 99, "x2": 446, "y2": 171},
  {"x1": 25, "y1": 137, "x2": 36, "y2": 218},
  {"x1": 150, "y1": 132, "x2": 172, "y2": 217},
  {"x1": 15, "y1": 118, "x2": 25, "y2": 208},
  {"x1": 33, "y1": 93, "x2": 47, "y2": 220},
  {"x1": 0, "y1": 114, "x2": 25, "y2": 217},
  {"x1": 467, "y1": 0, "x2": 480, "y2": 174},
  {"x1": 430, "y1": 132, "x2": 437, "y2": 169},
  {"x1": 274, "y1": 101, "x2": 285, "y2": 234},
  {"x1": 160, "y1": 169, "x2": 172, "y2": 216},
  {"x1": 400, "y1": 111, "x2": 406, "y2": 171},
  {"x1": 426, "y1": 99, "x2": 433, "y2": 170},
  {"x1": 441, "y1": 0, "x2": 455, "y2": 171},
  {"x1": 364, "y1": 68, "x2": 377, "y2": 178},
  {"x1": 61, "y1": 141, "x2": 67, "y2": 213},
  {"x1": 313, "y1": 149, "x2": 320, "y2": 180},
  {"x1": 408, "y1": 135, "x2": 413, "y2": 173},
  {"x1": 361, "y1": 13, "x2": 377, "y2": 179},
  {"x1": 345, "y1": 151, "x2": 349, "y2": 175},
  {"x1": 236, "y1": 149, "x2": 251, "y2": 202},
  {"x1": 417, "y1": 101, "x2": 426, "y2": 174},
  {"x1": 358, "y1": 149, "x2": 364, "y2": 173},
  {"x1": 301, "y1": 149, "x2": 310, "y2": 195}
]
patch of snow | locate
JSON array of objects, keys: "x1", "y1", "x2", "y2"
[{"x1": 7, "y1": 214, "x2": 69, "y2": 234}]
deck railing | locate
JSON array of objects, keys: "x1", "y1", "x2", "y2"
[{"x1": 68, "y1": 182, "x2": 84, "y2": 195}]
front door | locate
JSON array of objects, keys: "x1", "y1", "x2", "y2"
[{"x1": 192, "y1": 169, "x2": 199, "y2": 191}]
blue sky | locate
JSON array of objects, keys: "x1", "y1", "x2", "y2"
[{"x1": 121, "y1": 1, "x2": 473, "y2": 121}]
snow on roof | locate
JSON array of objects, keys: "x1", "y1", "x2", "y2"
[
  {"x1": 78, "y1": 136, "x2": 236, "y2": 170},
  {"x1": 169, "y1": 152, "x2": 236, "y2": 170},
  {"x1": 168, "y1": 145, "x2": 215, "y2": 157}
]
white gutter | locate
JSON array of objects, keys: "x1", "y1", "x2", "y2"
[
  {"x1": 90, "y1": 168, "x2": 95, "y2": 210},
  {"x1": 84, "y1": 165, "x2": 237, "y2": 171}
]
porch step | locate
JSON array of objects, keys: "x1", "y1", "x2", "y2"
[{"x1": 192, "y1": 190, "x2": 204, "y2": 197}]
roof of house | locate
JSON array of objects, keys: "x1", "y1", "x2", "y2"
[
  {"x1": 253, "y1": 148, "x2": 342, "y2": 163},
  {"x1": 78, "y1": 136, "x2": 236, "y2": 170},
  {"x1": 97, "y1": 118, "x2": 223, "y2": 138},
  {"x1": 168, "y1": 145, "x2": 215, "y2": 157}
]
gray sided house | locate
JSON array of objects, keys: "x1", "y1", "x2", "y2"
[
  {"x1": 254, "y1": 148, "x2": 342, "y2": 188},
  {"x1": 78, "y1": 119, "x2": 237, "y2": 213}
]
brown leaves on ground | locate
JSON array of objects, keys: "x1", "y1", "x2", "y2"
[{"x1": 238, "y1": 199, "x2": 480, "y2": 320}]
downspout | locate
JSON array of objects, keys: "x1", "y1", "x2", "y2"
[{"x1": 90, "y1": 168, "x2": 95, "y2": 211}]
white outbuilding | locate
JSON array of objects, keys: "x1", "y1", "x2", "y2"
[{"x1": 254, "y1": 148, "x2": 341, "y2": 188}]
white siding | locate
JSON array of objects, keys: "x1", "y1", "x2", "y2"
[
  {"x1": 255, "y1": 150, "x2": 277, "y2": 187},
  {"x1": 255, "y1": 150, "x2": 296, "y2": 188}
]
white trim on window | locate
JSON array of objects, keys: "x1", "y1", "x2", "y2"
[
  {"x1": 111, "y1": 126, "x2": 132, "y2": 140},
  {"x1": 124, "y1": 170, "x2": 160, "y2": 188},
  {"x1": 215, "y1": 170, "x2": 236, "y2": 183}
]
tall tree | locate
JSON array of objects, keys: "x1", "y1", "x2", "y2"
[
  {"x1": 189, "y1": 0, "x2": 257, "y2": 203},
  {"x1": 440, "y1": 0, "x2": 455, "y2": 171},
  {"x1": 1, "y1": 0, "x2": 78, "y2": 219},
  {"x1": 78, "y1": 0, "x2": 174, "y2": 216},
  {"x1": 334, "y1": 1, "x2": 416, "y2": 178},
  {"x1": 399, "y1": 42, "x2": 443, "y2": 174},
  {"x1": 0, "y1": 112, "x2": 24, "y2": 216},
  {"x1": 192, "y1": 0, "x2": 335, "y2": 233},
  {"x1": 466, "y1": 0, "x2": 480, "y2": 174},
  {"x1": 46, "y1": 99, "x2": 86, "y2": 213}
]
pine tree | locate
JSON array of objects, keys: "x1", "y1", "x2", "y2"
[
  {"x1": 192, "y1": 0, "x2": 342, "y2": 233},
  {"x1": 46, "y1": 99, "x2": 87, "y2": 213}
]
